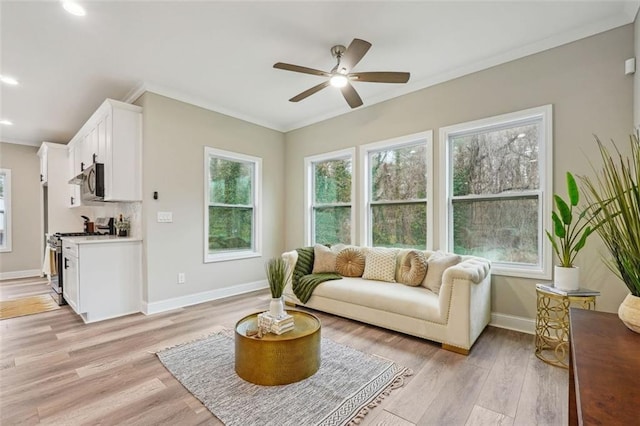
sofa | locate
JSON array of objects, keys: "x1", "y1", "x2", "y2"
[{"x1": 282, "y1": 246, "x2": 491, "y2": 354}]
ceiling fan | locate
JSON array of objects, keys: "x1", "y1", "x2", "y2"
[{"x1": 273, "y1": 38, "x2": 410, "y2": 109}]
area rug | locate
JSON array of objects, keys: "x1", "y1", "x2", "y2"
[
  {"x1": 0, "y1": 294, "x2": 60, "y2": 320},
  {"x1": 157, "y1": 332, "x2": 412, "y2": 426}
]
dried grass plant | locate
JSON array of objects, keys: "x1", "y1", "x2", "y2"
[
  {"x1": 265, "y1": 258, "x2": 291, "y2": 298},
  {"x1": 579, "y1": 134, "x2": 640, "y2": 296}
]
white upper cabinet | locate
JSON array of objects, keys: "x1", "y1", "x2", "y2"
[
  {"x1": 37, "y1": 143, "x2": 48, "y2": 184},
  {"x1": 67, "y1": 99, "x2": 142, "y2": 202}
]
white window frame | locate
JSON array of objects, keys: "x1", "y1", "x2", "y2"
[
  {"x1": 360, "y1": 131, "x2": 434, "y2": 249},
  {"x1": 203, "y1": 147, "x2": 261, "y2": 263},
  {"x1": 304, "y1": 148, "x2": 356, "y2": 246},
  {"x1": 439, "y1": 105, "x2": 553, "y2": 279},
  {"x1": 0, "y1": 169, "x2": 11, "y2": 253}
]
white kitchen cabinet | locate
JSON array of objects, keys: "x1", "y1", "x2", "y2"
[
  {"x1": 62, "y1": 241, "x2": 80, "y2": 313},
  {"x1": 37, "y1": 144, "x2": 48, "y2": 184},
  {"x1": 81, "y1": 126, "x2": 98, "y2": 170},
  {"x1": 67, "y1": 145, "x2": 82, "y2": 208},
  {"x1": 66, "y1": 98, "x2": 142, "y2": 203},
  {"x1": 61, "y1": 237, "x2": 142, "y2": 323}
]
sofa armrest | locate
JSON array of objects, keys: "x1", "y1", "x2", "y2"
[
  {"x1": 281, "y1": 250, "x2": 299, "y2": 302},
  {"x1": 438, "y1": 255, "x2": 492, "y2": 349},
  {"x1": 442, "y1": 257, "x2": 491, "y2": 285}
]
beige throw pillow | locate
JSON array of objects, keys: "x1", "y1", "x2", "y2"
[
  {"x1": 362, "y1": 248, "x2": 397, "y2": 282},
  {"x1": 398, "y1": 250, "x2": 428, "y2": 286},
  {"x1": 335, "y1": 248, "x2": 366, "y2": 277},
  {"x1": 422, "y1": 251, "x2": 461, "y2": 293},
  {"x1": 312, "y1": 244, "x2": 338, "y2": 273}
]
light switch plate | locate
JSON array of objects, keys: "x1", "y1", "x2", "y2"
[{"x1": 157, "y1": 211, "x2": 173, "y2": 223}]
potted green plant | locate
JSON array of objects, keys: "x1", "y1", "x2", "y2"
[
  {"x1": 265, "y1": 257, "x2": 291, "y2": 318},
  {"x1": 579, "y1": 134, "x2": 640, "y2": 333},
  {"x1": 546, "y1": 171, "x2": 593, "y2": 290}
]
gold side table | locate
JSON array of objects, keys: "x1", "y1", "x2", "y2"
[
  {"x1": 535, "y1": 285, "x2": 598, "y2": 368},
  {"x1": 235, "y1": 310, "x2": 321, "y2": 385}
]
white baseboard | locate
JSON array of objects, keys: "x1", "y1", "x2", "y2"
[
  {"x1": 142, "y1": 280, "x2": 268, "y2": 315},
  {"x1": 0, "y1": 269, "x2": 42, "y2": 280},
  {"x1": 490, "y1": 312, "x2": 535, "y2": 335}
]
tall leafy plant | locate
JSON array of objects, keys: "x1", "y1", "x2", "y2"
[
  {"x1": 579, "y1": 134, "x2": 640, "y2": 297},
  {"x1": 546, "y1": 172, "x2": 593, "y2": 267}
]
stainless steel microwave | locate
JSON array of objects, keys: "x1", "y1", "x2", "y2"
[{"x1": 69, "y1": 163, "x2": 105, "y2": 201}]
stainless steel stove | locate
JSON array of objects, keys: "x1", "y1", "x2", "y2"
[{"x1": 48, "y1": 232, "x2": 104, "y2": 305}]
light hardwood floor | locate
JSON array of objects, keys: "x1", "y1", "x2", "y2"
[{"x1": 0, "y1": 279, "x2": 568, "y2": 425}]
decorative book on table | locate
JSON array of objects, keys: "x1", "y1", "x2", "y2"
[
  {"x1": 258, "y1": 312, "x2": 294, "y2": 335},
  {"x1": 536, "y1": 283, "x2": 600, "y2": 297}
]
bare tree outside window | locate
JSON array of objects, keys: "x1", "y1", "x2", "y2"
[
  {"x1": 450, "y1": 121, "x2": 541, "y2": 264},
  {"x1": 369, "y1": 142, "x2": 428, "y2": 248}
]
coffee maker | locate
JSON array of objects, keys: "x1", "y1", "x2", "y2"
[{"x1": 95, "y1": 217, "x2": 116, "y2": 235}]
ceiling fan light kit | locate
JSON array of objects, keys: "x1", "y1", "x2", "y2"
[{"x1": 274, "y1": 38, "x2": 410, "y2": 109}]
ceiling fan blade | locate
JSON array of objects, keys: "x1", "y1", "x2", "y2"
[
  {"x1": 350, "y1": 71, "x2": 410, "y2": 84},
  {"x1": 340, "y1": 82, "x2": 363, "y2": 109},
  {"x1": 339, "y1": 39, "x2": 372, "y2": 72},
  {"x1": 274, "y1": 62, "x2": 331, "y2": 77},
  {"x1": 289, "y1": 81, "x2": 331, "y2": 102}
]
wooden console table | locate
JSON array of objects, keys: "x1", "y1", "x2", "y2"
[{"x1": 569, "y1": 308, "x2": 640, "y2": 425}]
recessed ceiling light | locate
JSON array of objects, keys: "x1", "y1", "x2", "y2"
[
  {"x1": 517, "y1": 133, "x2": 526, "y2": 139},
  {"x1": 0, "y1": 75, "x2": 19, "y2": 85},
  {"x1": 0, "y1": 119, "x2": 14, "y2": 126},
  {"x1": 63, "y1": 1, "x2": 86, "y2": 17}
]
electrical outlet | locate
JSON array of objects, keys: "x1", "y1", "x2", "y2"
[{"x1": 178, "y1": 273, "x2": 185, "y2": 284}]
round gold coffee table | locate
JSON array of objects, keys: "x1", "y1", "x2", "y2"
[{"x1": 234, "y1": 310, "x2": 321, "y2": 386}]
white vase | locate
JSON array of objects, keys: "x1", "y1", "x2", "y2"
[
  {"x1": 618, "y1": 293, "x2": 640, "y2": 334},
  {"x1": 269, "y1": 296, "x2": 285, "y2": 318},
  {"x1": 554, "y1": 265, "x2": 580, "y2": 291}
]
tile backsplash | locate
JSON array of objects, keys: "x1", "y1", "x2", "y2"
[{"x1": 77, "y1": 202, "x2": 142, "y2": 238}]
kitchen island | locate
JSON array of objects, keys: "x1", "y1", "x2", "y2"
[{"x1": 62, "y1": 236, "x2": 142, "y2": 323}]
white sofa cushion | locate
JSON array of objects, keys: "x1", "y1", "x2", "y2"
[
  {"x1": 362, "y1": 247, "x2": 397, "y2": 282},
  {"x1": 312, "y1": 244, "x2": 337, "y2": 273},
  {"x1": 423, "y1": 251, "x2": 462, "y2": 293},
  {"x1": 311, "y1": 277, "x2": 444, "y2": 323}
]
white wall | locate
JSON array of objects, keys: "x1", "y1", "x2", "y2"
[
  {"x1": 0, "y1": 143, "x2": 41, "y2": 277},
  {"x1": 635, "y1": 8, "x2": 640, "y2": 129},
  {"x1": 284, "y1": 25, "x2": 634, "y2": 320},
  {"x1": 135, "y1": 92, "x2": 285, "y2": 309}
]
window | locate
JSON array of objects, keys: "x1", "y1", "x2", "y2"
[
  {"x1": 361, "y1": 132, "x2": 433, "y2": 249},
  {"x1": 0, "y1": 169, "x2": 10, "y2": 252},
  {"x1": 204, "y1": 148, "x2": 261, "y2": 262},
  {"x1": 440, "y1": 105, "x2": 552, "y2": 279},
  {"x1": 305, "y1": 149, "x2": 355, "y2": 245}
]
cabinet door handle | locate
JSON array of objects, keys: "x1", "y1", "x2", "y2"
[
  {"x1": 40, "y1": 174, "x2": 43, "y2": 182},
  {"x1": 92, "y1": 153, "x2": 97, "y2": 164},
  {"x1": 64, "y1": 258, "x2": 69, "y2": 269},
  {"x1": 80, "y1": 162, "x2": 84, "y2": 172},
  {"x1": 71, "y1": 196, "x2": 75, "y2": 205}
]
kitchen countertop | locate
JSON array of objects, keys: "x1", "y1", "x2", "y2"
[{"x1": 61, "y1": 235, "x2": 143, "y2": 244}]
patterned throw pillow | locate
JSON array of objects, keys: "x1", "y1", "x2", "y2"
[
  {"x1": 422, "y1": 251, "x2": 461, "y2": 293},
  {"x1": 312, "y1": 244, "x2": 337, "y2": 273},
  {"x1": 398, "y1": 250, "x2": 428, "y2": 286},
  {"x1": 362, "y1": 248, "x2": 397, "y2": 282},
  {"x1": 335, "y1": 248, "x2": 366, "y2": 277}
]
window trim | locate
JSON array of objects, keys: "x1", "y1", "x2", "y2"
[
  {"x1": 360, "y1": 131, "x2": 434, "y2": 249},
  {"x1": 203, "y1": 147, "x2": 262, "y2": 263},
  {"x1": 439, "y1": 105, "x2": 553, "y2": 279},
  {"x1": 0, "y1": 169, "x2": 11, "y2": 253},
  {"x1": 304, "y1": 148, "x2": 356, "y2": 246}
]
